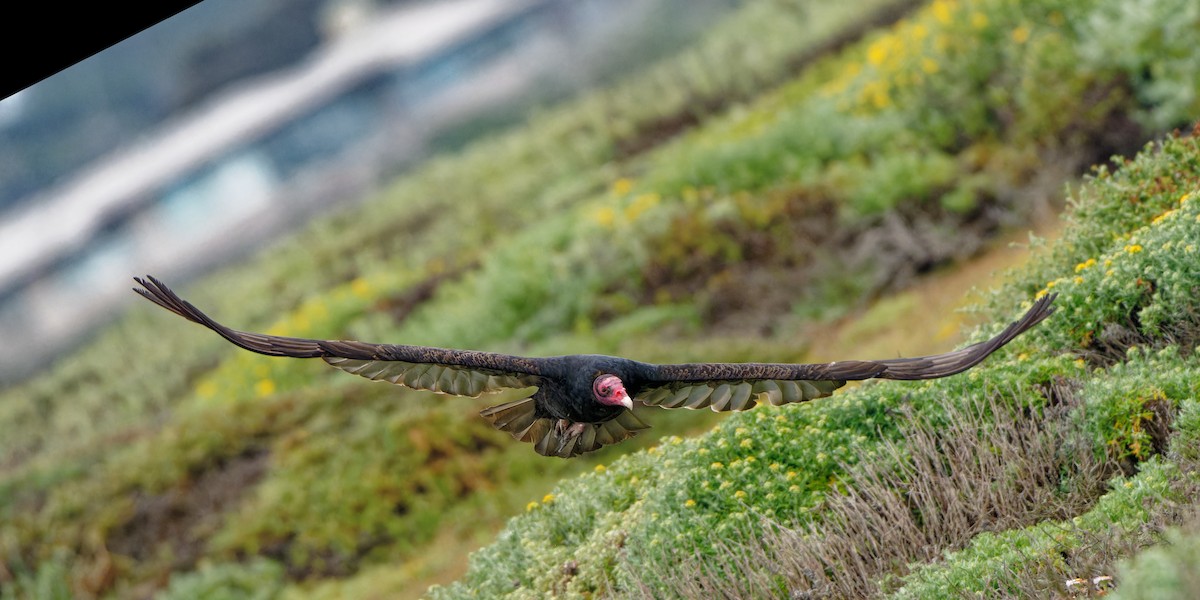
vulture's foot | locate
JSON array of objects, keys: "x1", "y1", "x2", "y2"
[{"x1": 554, "y1": 419, "x2": 588, "y2": 456}]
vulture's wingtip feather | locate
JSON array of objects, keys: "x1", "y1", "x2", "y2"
[
  {"x1": 132, "y1": 274, "x2": 314, "y2": 356},
  {"x1": 132, "y1": 274, "x2": 204, "y2": 325},
  {"x1": 872, "y1": 292, "x2": 1057, "y2": 381}
]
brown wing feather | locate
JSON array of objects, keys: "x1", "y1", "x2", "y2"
[
  {"x1": 637, "y1": 294, "x2": 1055, "y2": 412},
  {"x1": 637, "y1": 378, "x2": 846, "y2": 413},
  {"x1": 133, "y1": 276, "x2": 543, "y2": 396},
  {"x1": 480, "y1": 397, "x2": 649, "y2": 457}
]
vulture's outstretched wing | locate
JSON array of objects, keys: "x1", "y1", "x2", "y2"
[
  {"x1": 133, "y1": 276, "x2": 542, "y2": 397},
  {"x1": 636, "y1": 293, "x2": 1056, "y2": 412}
]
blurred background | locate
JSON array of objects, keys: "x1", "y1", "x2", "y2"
[
  {"x1": 0, "y1": 0, "x2": 736, "y2": 383},
  {"x1": 3, "y1": 0, "x2": 1198, "y2": 597}
]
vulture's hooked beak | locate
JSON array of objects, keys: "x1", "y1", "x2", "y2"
[{"x1": 618, "y1": 392, "x2": 633, "y2": 411}]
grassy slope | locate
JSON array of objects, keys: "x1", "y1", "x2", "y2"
[
  {"x1": 0, "y1": 0, "x2": 920, "y2": 596},
  {"x1": 2, "y1": 0, "x2": 1199, "y2": 597},
  {"x1": 434, "y1": 132, "x2": 1200, "y2": 599}
]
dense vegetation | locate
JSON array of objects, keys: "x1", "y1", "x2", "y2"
[
  {"x1": 1, "y1": 0, "x2": 1198, "y2": 597},
  {"x1": 433, "y1": 130, "x2": 1200, "y2": 598}
]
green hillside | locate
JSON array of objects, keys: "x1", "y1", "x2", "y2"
[
  {"x1": 1, "y1": 0, "x2": 1198, "y2": 597},
  {"x1": 434, "y1": 130, "x2": 1200, "y2": 599}
]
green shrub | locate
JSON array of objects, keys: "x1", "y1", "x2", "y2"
[
  {"x1": 1080, "y1": 0, "x2": 1200, "y2": 130},
  {"x1": 156, "y1": 559, "x2": 285, "y2": 600},
  {"x1": 1112, "y1": 529, "x2": 1200, "y2": 600}
]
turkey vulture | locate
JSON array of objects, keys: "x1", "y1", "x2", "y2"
[{"x1": 133, "y1": 276, "x2": 1055, "y2": 458}]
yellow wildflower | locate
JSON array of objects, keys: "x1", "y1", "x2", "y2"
[
  {"x1": 1151, "y1": 209, "x2": 1176, "y2": 225},
  {"x1": 594, "y1": 464, "x2": 607, "y2": 473},
  {"x1": 1011, "y1": 25, "x2": 1031, "y2": 44},
  {"x1": 867, "y1": 38, "x2": 890, "y2": 66},
  {"x1": 931, "y1": 0, "x2": 955, "y2": 24},
  {"x1": 625, "y1": 192, "x2": 661, "y2": 221},
  {"x1": 740, "y1": 439, "x2": 753, "y2": 448},
  {"x1": 542, "y1": 494, "x2": 555, "y2": 504},
  {"x1": 1075, "y1": 258, "x2": 1097, "y2": 272},
  {"x1": 1125, "y1": 244, "x2": 1143, "y2": 254},
  {"x1": 685, "y1": 499, "x2": 696, "y2": 508},
  {"x1": 734, "y1": 490, "x2": 747, "y2": 500},
  {"x1": 350, "y1": 277, "x2": 371, "y2": 298},
  {"x1": 592, "y1": 206, "x2": 616, "y2": 228},
  {"x1": 196, "y1": 380, "x2": 218, "y2": 399},
  {"x1": 711, "y1": 462, "x2": 724, "y2": 470},
  {"x1": 526, "y1": 501, "x2": 538, "y2": 512},
  {"x1": 292, "y1": 313, "x2": 310, "y2": 331},
  {"x1": 1181, "y1": 192, "x2": 1192, "y2": 205},
  {"x1": 611, "y1": 178, "x2": 634, "y2": 195},
  {"x1": 302, "y1": 298, "x2": 328, "y2": 320},
  {"x1": 255, "y1": 379, "x2": 276, "y2": 397}
]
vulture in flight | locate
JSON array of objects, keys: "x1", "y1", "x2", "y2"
[{"x1": 134, "y1": 276, "x2": 1055, "y2": 458}]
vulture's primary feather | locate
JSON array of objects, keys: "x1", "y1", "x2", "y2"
[{"x1": 134, "y1": 275, "x2": 1055, "y2": 458}]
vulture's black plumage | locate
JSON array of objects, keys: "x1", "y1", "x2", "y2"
[{"x1": 133, "y1": 276, "x2": 1055, "y2": 458}]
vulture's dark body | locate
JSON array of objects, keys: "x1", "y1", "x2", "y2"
[
  {"x1": 132, "y1": 275, "x2": 1056, "y2": 458},
  {"x1": 533, "y1": 354, "x2": 656, "y2": 423}
]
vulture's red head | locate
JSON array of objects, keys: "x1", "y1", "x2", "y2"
[{"x1": 593, "y1": 374, "x2": 632, "y2": 410}]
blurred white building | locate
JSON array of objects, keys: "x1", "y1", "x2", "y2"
[{"x1": 0, "y1": 0, "x2": 735, "y2": 382}]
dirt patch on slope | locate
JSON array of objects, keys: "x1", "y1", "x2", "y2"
[{"x1": 107, "y1": 448, "x2": 269, "y2": 570}]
